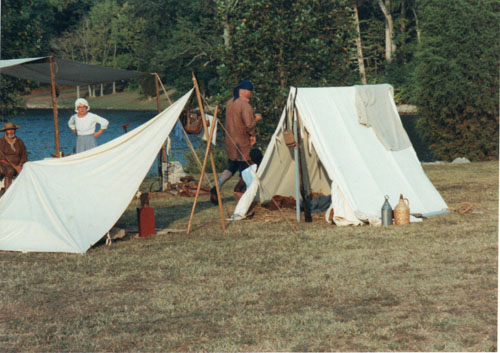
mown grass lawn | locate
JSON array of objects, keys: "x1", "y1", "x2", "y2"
[{"x1": 0, "y1": 161, "x2": 497, "y2": 351}]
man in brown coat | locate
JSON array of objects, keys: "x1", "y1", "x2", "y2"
[
  {"x1": 211, "y1": 80, "x2": 261, "y2": 204},
  {"x1": 0, "y1": 122, "x2": 28, "y2": 192}
]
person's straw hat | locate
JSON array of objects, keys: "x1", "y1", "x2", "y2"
[{"x1": 0, "y1": 122, "x2": 20, "y2": 132}]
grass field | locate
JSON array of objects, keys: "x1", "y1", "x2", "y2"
[{"x1": 0, "y1": 161, "x2": 497, "y2": 351}]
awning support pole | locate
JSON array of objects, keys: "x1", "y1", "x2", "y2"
[
  {"x1": 49, "y1": 56, "x2": 61, "y2": 157},
  {"x1": 154, "y1": 74, "x2": 167, "y2": 190}
]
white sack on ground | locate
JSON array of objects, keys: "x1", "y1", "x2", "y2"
[{"x1": 0, "y1": 89, "x2": 193, "y2": 254}]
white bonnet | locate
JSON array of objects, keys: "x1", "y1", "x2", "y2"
[{"x1": 75, "y1": 98, "x2": 90, "y2": 112}]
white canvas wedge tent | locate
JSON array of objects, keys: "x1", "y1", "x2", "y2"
[
  {"x1": 233, "y1": 84, "x2": 448, "y2": 225},
  {"x1": 0, "y1": 89, "x2": 193, "y2": 254}
]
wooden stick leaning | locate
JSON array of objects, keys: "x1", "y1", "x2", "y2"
[
  {"x1": 157, "y1": 74, "x2": 212, "y2": 187},
  {"x1": 180, "y1": 126, "x2": 213, "y2": 188},
  {"x1": 0, "y1": 150, "x2": 17, "y2": 169},
  {"x1": 154, "y1": 74, "x2": 212, "y2": 188},
  {"x1": 208, "y1": 108, "x2": 225, "y2": 218},
  {"x1": 154, "y1": 73, "x2": 173, "y2": 105},
  {"x1": 192, "y1": 73, "x2": 226, "y2": 230},
  {"x1": 186, "y1": 109, "x2": 219, "y2": 234}
]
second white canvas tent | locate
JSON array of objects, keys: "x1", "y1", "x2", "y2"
[{"x1": 233, "y1": 84, "x2": 448, "y2": 225}]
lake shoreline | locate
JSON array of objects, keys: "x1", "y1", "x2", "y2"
[
  {"x1": 23, "y1": 105, "x2": 157, "y2": 112},
  {"x1": 19, "y1": 85, "x2": 418, "y2": 114},
  {"x1": 20, "y1": 86, "x2": 174, "y2": 111}
]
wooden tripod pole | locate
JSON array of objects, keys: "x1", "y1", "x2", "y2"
[
  {"x1": 49, "y1": 56, "x2": 61, "y2": 157},
  {"x1": 192, "y1": 72, "x2": 226, "y2": 229},
  {"x1": 186, "y1": 109, "x2": 219, "y2": 234}
]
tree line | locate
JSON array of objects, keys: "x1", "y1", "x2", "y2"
[{"x1": 1, "y1": 0, "x2": 498, "y2": 160}]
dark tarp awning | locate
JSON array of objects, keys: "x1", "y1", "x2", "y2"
[{"x1": 0, "y1": 57, "x2": 148, "y2": 85}]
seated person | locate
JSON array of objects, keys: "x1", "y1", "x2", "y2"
[
  {"x1": 234, "y1": 148, "x2": 263, "y2": 201},
  {"x1": 0, "y1": 122, "x2": 27, "y2": 192}
]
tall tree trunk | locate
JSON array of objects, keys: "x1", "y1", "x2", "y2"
[
  {"x1": 220, "y1": 0, "x2": 240, "y2": 48},
  {"x1": 378, "y1": 0, "x2": 396, "y2": 63},
  {"x1": 100, "y1": 83, "x2": 104, "y2": 97},
  {"x1": 278, "y1": 45, "x2": 286, "y2": 88},
  {"x1": 400, "y1": 0, "x2": 407, "y2": 63},
  {"x1": 223, "y1": 21, "x2": 231, "y2": 48},
  {"x1": 353, "y1": 3, "x2": 367, "y2": 84},
  {"x1": 76, "y1": 85, "x2": 80, "y2": 99},
  {"x1": 112, "y1": 44, "x2": 117, "y2": 94},
  {"x1": 411, "y1": 7, "x2": 421, "y2": 43}
]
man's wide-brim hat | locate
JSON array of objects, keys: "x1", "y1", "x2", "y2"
[{"x1": 0, "y1": 122, "x2": 20, "y2": 131}]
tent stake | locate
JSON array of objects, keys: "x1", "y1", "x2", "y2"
[{"x1": 49, "y1": 56, "x2": 61, "y2": 157}]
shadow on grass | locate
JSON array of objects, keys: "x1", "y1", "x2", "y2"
[{"x1": 92, "y1": 196, "x2": 234, "y2": 249}]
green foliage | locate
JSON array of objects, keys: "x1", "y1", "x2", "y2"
[
  {"x1": 0, "y1": 0, "x2": 60, "y2": 116},
  {"x1": 384, "y1": 59, "x2": 417, "y2": 104},
  {"x1": 216, "y1": 0, "x2": 357, "y2": 138},
  {"x1": 357, "y1": 0, "x2": 421, "y2": 100},
  {"x1": 119, "y1": 0, "x2": 220, "y2": 95},
  {"x1": 0, "y1": 78, "x2": 26, "y2": 119},
  {"x1": 413, "y1": 0, "x2": 499, "y2": 161},
  {"x1": 3, "y1": 0, "x2": 499, "y2": 162}
]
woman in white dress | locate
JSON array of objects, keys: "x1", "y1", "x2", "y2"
[{"x1": 68, "y1": 98, "x2": 109, "y2": 153}]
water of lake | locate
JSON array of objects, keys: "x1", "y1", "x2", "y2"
[
  {"x1": 7, "y1": 109, "x2": 434, "y2": 176},
  {"x1": 9, "y1": 109, "x2": 204, "y2": 176}
]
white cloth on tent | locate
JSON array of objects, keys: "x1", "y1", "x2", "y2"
[
  {"x1": 354, "y1": 84, "x2": 411, "y2": 151},
  {"x1": 0, "y1": 89, "x2": 193, "y2": 253},
  {"x1": 201, "y1": 114, "x2": 217, "y2": 145}
]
